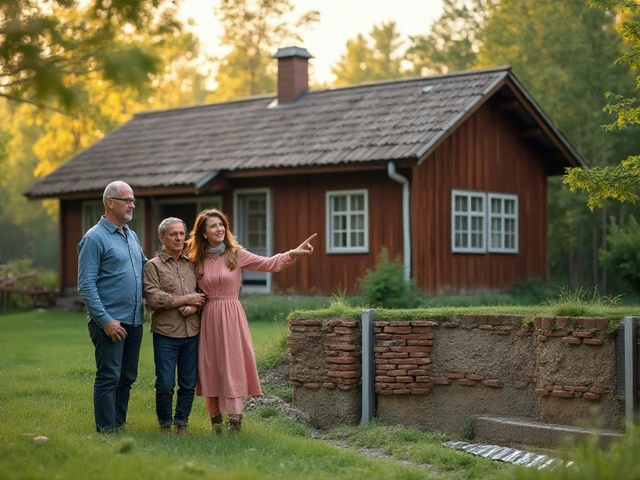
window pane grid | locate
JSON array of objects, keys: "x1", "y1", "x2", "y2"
[{"x1": 328, "y1": 192, "x2": 367, "y2": 252}]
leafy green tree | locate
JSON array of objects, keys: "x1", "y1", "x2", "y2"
[
  {"x1": 476, "y1": 0, "x2": 640, "y2": 290},
  {"x1": 563, "y1": 0, "x2": 640, "y2": 209},
  {"x1": 331, "y1": 21, "x2": 407, "y2": 86},
  {"x1": 406, "y1": 0, "x2": 493, "y2": 75},
  {"x1": 599, "y1": 214, "x2": 640, "y2": 294},
  {"x1": 0, "y1": 0, "x2": 183, "y2": 110},
  {"x1": 210, "y1": 0, "x2": 319, "y2": 101}
]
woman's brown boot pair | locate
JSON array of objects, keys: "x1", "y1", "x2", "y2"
[
  {"x1": 211, "y1": 414, "x2": 223, "y2": 434},
  {"x1": 228, "y1": 414, "x2": 242, "y2": 433}
]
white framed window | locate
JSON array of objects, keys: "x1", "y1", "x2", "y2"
[
  {"x1": 82, "y1": 199, "x2": 146, "y2": 247},
  {"x1": 326, "y1": 190, "x2": 369, "y2": 254},
  {"x1": 234, "y1": 188, "x2": 273, "y2": 293},
  {"x1": 488, "y1": 193, "x2": 518, "y2": 253},
  {"x1": 451, "y1": 190, "x2": 486, "y2": 253}
]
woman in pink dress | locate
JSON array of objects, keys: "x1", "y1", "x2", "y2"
[{"x1": 185, "y1": 208, "x2": 315, "y2": 433}]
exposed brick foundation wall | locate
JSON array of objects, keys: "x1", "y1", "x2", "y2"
[{"x1": 288, "y1": 314, "x2": 628, "y2": 432}]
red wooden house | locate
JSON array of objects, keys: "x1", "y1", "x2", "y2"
[{"x1": 25, "y1": 47, "x2": 586, "y2": 296}]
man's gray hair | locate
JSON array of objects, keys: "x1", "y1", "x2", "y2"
[
  {"x1": 102, "y1": 181, "x2": 130, "y2": 208},
  {"x1": 158, "y1": 217, "x2": 187, "y2": 237}
]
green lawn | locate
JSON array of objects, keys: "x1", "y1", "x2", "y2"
[{"x1": 0, "y1": 310, "x2": 512, "y2": 479}]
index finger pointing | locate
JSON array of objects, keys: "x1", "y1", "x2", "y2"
[{"x1": 303, "y1": 233, "x2": 318, "y2": 244}]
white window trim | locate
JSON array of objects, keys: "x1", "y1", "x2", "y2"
[
  {"x1": 487, "y1": 192, "x2": 519, "y2": 254},
  {"x1": 326, "y1": 189, "x2": 369, "y2": 254},
  {"x1": 233, "y1": 188, "x2": 273, "y2": 293},
  {"x1": 451, "y1": 189, "x2": 486, "y2": 254}
]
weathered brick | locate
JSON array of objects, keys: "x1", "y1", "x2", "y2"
[
  {"x1": 466, "y1": 374, "x2": 485, "y2": 381},
  {"x1": 323, "y1": 382, "x2": 336, "y2": 389},
  {"x1": 375, "y1": 333, "x2": 392, "y2": 340},
  {"x1": 534, "y1": 388, "x2": 550, "y2": 396},
  {"x1": 374, "y1": 358, "x2": 391, "y2": 365},
  {"x1": 289, "y1": 325, "x2": 317, "y2": 332},
  {"x1": 406, "y1": 340, "x2": 434, "y2": 346},
  {"x1": 337, "y1": 384, "x2": 357, "y2": 391},
  {"x1": 583, "y1": 338, "x2": 604, "y2": 346},
  {"x1": 551, "y1": 390, "x2": 574, "y2": 398},
  {"x1": 412, "y1": 327, "x2": 435, "y2": 333},
  {"x1": 388, "y1": 370, "x2": 409, "y2": 376},
  {"x1": 581, "y1": 318, "x2": 596, "y2": 330},
  {"x1": 327, "y1": 344, "x2": 357, "y2": 351},
  {"x1": 334, "y1": 327, "x2": 357, "y2": 335},
  {"x1": 485, "y1": 380, "x2": 503, "y2": 388},
  {"x1": 408, "y1": 369, "x2": 430, "y2": 376},
  {"x1": 304, "y1": 383, "x2": 321, "y2": 390},
  {"x1": 554, "y1": 317, "x2": 569, "y2": 328},
  {"x1": 447, "y1": 372, "x2": 465, "y2": 379},
  {"x1": 463, "y1": 314, "x2": 478, "y2": 324},
  {"x1": 596, "y1": 318, "x2": 610, "y2": 330},
  {"x1": 290, "y1": 319, "x2": 322, "y2": 326},
  {"x1": 458, "y1": 379, "x2": 478, "y2": 386},
  {"x1": 433, "y1": 378, "x2": 450, "y2": 385},
  {"x1": 336, "y1": 365, "x2": 358, "y2": 371},
  {"x1": 537, "y1": 335, "x2": 549, "y2": 342},
  {"x1": 548, "y1": 330, "x2": 570, "y2": 337},
  {"x1": 415, "y1": 376, "x2": 430, "y2": 383},
  {"x1": 290, "y1": 380, "x2": 302, "y2": 387},
  {"x1": 379, "y1": 340, "x2": 407, "y2": 347},
  {"x1": 583, "y1": 392, "x2": 601, "y2": 401},
  {"x1": 404, "y1": 358, "x2": 430, "y2": 365},
  {"x1": 562, "y1": 337, "x2": 582, "y2": 345},
  {"x1": 395, "y1": 376, "x2": 414, "y2": 383},
  {"x1": 543, "y1": 384, "x2": 554, "y2": 391},
  {"x1": 327, "y1": 371, "x2": 359, "y2": 379},
  {"x1": 375, "y1": 375, "x2": 395, "y2": 383},
  {"x1": 478, "y1": 325, "x2": 494, "y2": 330},
  {"x1": 376, "y1": 389, "x2": 394, "y2": 395},
  {"x1": 515, "y1": 330, "x2": 532, "y2": 337},
  {"x1": 373, "y1": 347, "x2": 391, "y2": 353},
  {"x1": 563, "y1": 386, "x2": 589, "y2": 392},
  {"x1": 377, "y1": 352, "x2": 409, "y2": 359},
  {"x1": 392, "y1": 388, "x2": 411, "y2": 394},
  {"x1": 376, "y1": 364, "x2": 395, "y2": 370},
  {"x1": 573, "y1": 331, "x2": 595, "y2": 339},
  {"x1": 399, "y1": 333, "x2": 435, "y2": 340},
  {"x1": 490, "y1": 315, "x2": 504, "y2": 326},
  {"x1": 411, "y1": 321, "x2": 438, "y2": 327},
  {"x1": 384, "y1": 326, "x2": 413, "y2": 334},
  {"x1": 374, "y1": 321, "x2": 390, "y2": 328},
  {"x1": 589, "y1": 387, "x2": 605, "y2": 394},
  {"x1": 409, "y1": 352, "x2": 430, "y2": 358}
]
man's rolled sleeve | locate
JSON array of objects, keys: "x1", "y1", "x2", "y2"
[
  {"x1": 78, "y1": 236, "x2": 112, "y2": 328},
  {"x1": 143, "y1": 262, "x2": 175, "y2": 311}
]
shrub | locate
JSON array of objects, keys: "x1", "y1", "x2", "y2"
[
  {"x1": 358, "y1": 247, "x2": 418, "y2": 309},
  {"x1": 599, "y1": 214, "x2": 640, "y2": 295}
]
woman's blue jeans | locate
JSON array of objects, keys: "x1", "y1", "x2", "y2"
[
  {"x1": 88, "y1": 320, "x2": 143, "y2": 433},
  {"x1": 153, "y1": 332, "x2": 199, "y2": 427}
]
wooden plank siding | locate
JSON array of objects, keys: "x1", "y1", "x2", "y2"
[
  {"x1": 412, "y1": 101, "x2": 548, "y2": 294},
  {"x1": 60, "y1": 200, "x2": 83, "y2": 290},
  {"x1": 233, "y1": 171, "x2": 405, "y2": 295}
]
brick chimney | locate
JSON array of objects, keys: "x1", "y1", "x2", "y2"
[{"x1": 273, "y1": 46, "x2": 313, "y2": 104}]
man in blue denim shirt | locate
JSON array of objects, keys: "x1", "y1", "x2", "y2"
[{"x1": 78, "y1": 180, "x2": 147, "y2": 433}]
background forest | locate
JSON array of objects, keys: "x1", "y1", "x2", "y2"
[{"x1": 2, "y1": 0, "x2": 640, "y2": 295}]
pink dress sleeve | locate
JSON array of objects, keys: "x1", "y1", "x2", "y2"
[{"x1": 237, "y1": 249, "x2": 296, "y2": 272}]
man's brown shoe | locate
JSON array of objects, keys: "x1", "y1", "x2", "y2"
[{"x1": 176, "y1": 425, "x2": 187, "y2": 436}]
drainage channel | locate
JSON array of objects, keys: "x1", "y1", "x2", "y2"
[{"x1": 443, "y1": 441, "x2": 573, "y2": 469}]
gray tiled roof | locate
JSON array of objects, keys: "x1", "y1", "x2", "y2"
[{"x1": 23, "y1": 66, "x2": 581, "y2": 198}]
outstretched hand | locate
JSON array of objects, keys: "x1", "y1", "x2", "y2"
[{"x1": 290, "y1": 233, "x2": 317, "y2": 257}]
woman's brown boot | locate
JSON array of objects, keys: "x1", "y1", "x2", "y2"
[
  {"x1": 228, "y1": 414, "x2": 242, "y2": 433},
  {"x1": 211, "y1": 414, "x2": 223, "y2": 434}
]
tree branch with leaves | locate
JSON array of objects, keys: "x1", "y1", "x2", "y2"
[{"x1": 563, "y1": 0, "x2": 640, "y2": 209}]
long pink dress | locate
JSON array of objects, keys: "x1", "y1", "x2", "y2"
[{"x1": 196, "y1": 249, "x2": 295, "y2": 400}]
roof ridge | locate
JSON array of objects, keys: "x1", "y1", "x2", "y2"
[{"x1": 134, "y1": 65, "x2": 513, "y2": 117}]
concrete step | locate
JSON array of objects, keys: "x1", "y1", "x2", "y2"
[{"x1": 473, "y1": 415, "x2": 623, "y2": 450}]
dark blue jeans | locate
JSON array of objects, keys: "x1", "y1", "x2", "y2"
[
  {"x1": 153, "y1": 333, "x2": 199, "y2": 427},
  {"x1": 88, "y1": 320, "x2": 143, "y2": 433}
]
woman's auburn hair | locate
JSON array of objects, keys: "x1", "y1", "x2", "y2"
[{"x1": 185, "y1": 209, "x2": 241, "y2": 277}]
